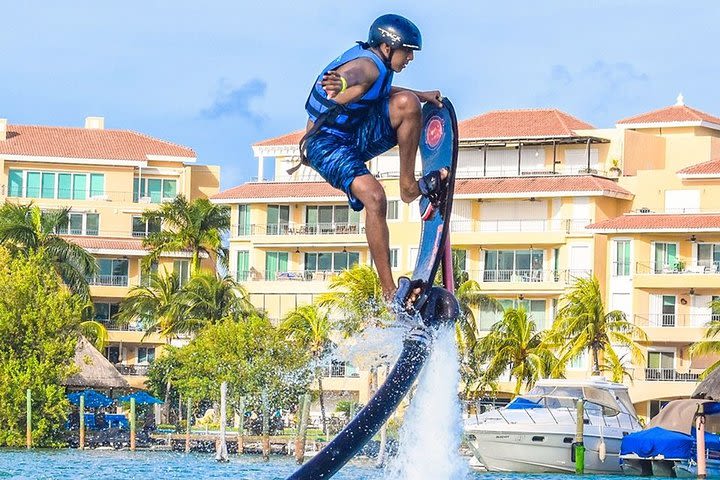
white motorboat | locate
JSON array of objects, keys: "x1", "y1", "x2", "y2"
[{"x1": 464, "y1": 377, "x2": 642, "y2": 474}]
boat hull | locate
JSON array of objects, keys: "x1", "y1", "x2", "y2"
[{"x1": 466, "y1": 427, "x2": 625, "y2": 474}]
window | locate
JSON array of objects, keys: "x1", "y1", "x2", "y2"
[
  {"x1": 173, "y1": 260, "x2": 190, "y2": 286},
  {"x1": 613, "y1": 240, "x2": 631, "y2": 276},
  {"x1": 93, "y1": 302, "x2": 120, "y2": 322},
  {"x1": 132, "y1": 216, "x2": 161, "y2": 237},
  {"x1": 265, "y1": 252, "x2": 289, "y2": 280},
  {"x1": 95, "y1": 259, "x2": 129, "y2": 286},
  {"x1": 478, "y1": 299, "x2": 547, "y2": 331},
  {"x1": 647, "y1": 351, "x2": 675, "y2": 380},
  {"x1": 390, "y1": 248, "x2": 399, "y2": 269},
  {"x1": 133, "y1": 177, "x2": 177, "y2": 203},
  {"x1": 105, "y1": 346, "x2": 120, "y2": 364},
  {"x1": 387, "y1": 200, "x2": 399, "y2": 220},
  {"x1": 140, "y1": 261, "x2": 158, "y2": 287},
  {"x1": 55, "y1": 212, "x2": 99, "y2": 236},
  {"x1": 8, "y1": 170, "x2": 23, "y2": 197},
  {"x1": 650, "y1": 400, "x2": 670, "y2": 419},
  {"x1": 237, "y1": 205, "x2": 251, "y2": 236},
  {"x1": 483, "y1": 249, "x2": 544, "y2": 282},
  {"x1": 11, "y1": 170, "x2": 104, "y2": 199},
  {"x1": 568, "y1": 351, "x2": 588, "y2": 370},
  {"x1": 654, "y1": 242, "x2": 679, "y2": 273},
  {"x1": 697, "y1": 244, "x2": 720, "y2": 272},
  {"x1": 305, "y1": 205, "x2": 360, "y2": 233},
  {"x1": 137, "y1": 347, "x2": 155, "y2": 364},
  {"x1": 304, "y1": 251, "x2": 359, "y2": 273},
  {"x1": 267, "y1": 205, "x2": 290, "y2": 235},
  {"x1": 41, "y1": 172, "x2": 55, "y2": 199},
  {"x1": 90, "y1": 173, "x2": 105, "y2": 198},
  {"x1": 236, "y1": 250, "x2": 249, "y2": 281}
]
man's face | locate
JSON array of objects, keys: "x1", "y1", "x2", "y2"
[{"x1": 388, "y1": 46, "x2": 415, "y2": 73}]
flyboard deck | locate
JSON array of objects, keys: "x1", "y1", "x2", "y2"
[{"x1": 287, "y1": 98, "x2": 459, "y2": 480}]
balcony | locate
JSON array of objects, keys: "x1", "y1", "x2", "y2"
[
  {"x1": 87, "y1": 274, "x2": 129, "y2": 287},
  {"x1": 237, "y1": 223, "x2": 365, "y2": 237},
  {"x1": 635, "y1": 313, "x2": 720, "y2": 328},
  {"x1": 643, "y1": 368, "x2": 700, "y2": 382},
  {"x1": 235, "y1": 269, "x2": 337, "y2": 282},
  {"x1": 634, "y1": 261, "x2": 720, "y2": 289},
  {"x1": 116, "y1": 364, "x2": 150, "y2": 376}
]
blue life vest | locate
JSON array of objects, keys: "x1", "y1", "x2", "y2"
[{"x1": 305, "y1": 44, "x2": 394, "y2": 138}]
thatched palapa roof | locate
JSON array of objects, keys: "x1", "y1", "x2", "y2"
[
  {"x1": 693, "y1": 369, "x2": 720, "y2": 401},
  {"x1": 63, "y1": 337, "x2": 130, "y2": 390}
]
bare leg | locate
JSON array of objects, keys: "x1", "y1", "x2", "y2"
[
  {"x1": 389, "y1": 91, "x2": 423, "y2": 203},
  {"x1": 349, "y1": 174, "x2": 395, "y2": 301}
]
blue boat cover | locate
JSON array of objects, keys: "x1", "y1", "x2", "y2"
[
  {"x1": 506, "y1": 397, "x2": 543, "y2": 409},
  {"x1": 621, "y1": 426, "x2": 720, "y2": 459}
]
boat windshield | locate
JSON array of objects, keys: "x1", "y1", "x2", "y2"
[{"x1": 519, "y1": 385, "x2": 622, "y2": 414}]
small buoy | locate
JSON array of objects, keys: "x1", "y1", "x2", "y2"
[{"x1": 598, "y1": 439, "x2": 607, "y2": 462}]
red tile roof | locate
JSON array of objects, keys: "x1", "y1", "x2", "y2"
[
  {"x1": 677, "y1": 158, "x2": 720, "y2": 176},
  {"x1": 458, "y1": 109, "x2": 595, "y2": 139},
  {"x1": 455, "y1": 175, "x2": 632, "y2": 198},
  {"x1": 252, "y1": 109, "x2": 596, "y2": 147},
  {"x1": 212, "y1": 181, "x2": 345, "y2": 200},
  {"x1": 588, "y1": 214, "x2": 720, "y2": 232},
  {"x1": 253, "y1": 130, "x2": 305, "y2": 147},
  {"x1": 0, "y1": 125, "x2": 195, "y2": 161},
  {"x1": 617, "y1": 104, "x2": 720, "y2": 125},
  {"x1": 66, "y1": 236, "x2": 146, "y2": 251}
]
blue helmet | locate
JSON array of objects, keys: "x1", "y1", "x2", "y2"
[{"x1": 367, "y1": 14, "x2": 422, "y2": 51}]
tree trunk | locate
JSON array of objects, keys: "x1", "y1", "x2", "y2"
[
  {"x1": 376, "y1": 422, "x2": 388, "y2": 467},
  {"x1": 317, "y1": 371, "x2": 328, "y2": 437},
  {"x1": 163, "y1": 379, "x2": 172, "y2": 423},
  {"x1": 592, "y1": 347, "x2": 601, "y2": 375}
]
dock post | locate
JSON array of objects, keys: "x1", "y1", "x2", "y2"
[
  {"x1": 130, "y1": 397, "x2": 136, "y2": 451},
  {"x1": 215, "y1": 381, "x2": 229, "y2": 462},
  {"x1": 262, "y1": 391, "x2": 270, "y2": 461},
  {"x1": 26, "y1": 389, "x2": 31, "y2": 449},
  {"x1": 237, "y1": 396, "x2": 245, "y2": 455},
  {"x1": 185, "y1": 397, "x2": 191, "y2": 453},
  {"x1": 574, "y1": 399, "x2": 585, "y2": 474},
  {"x1": 79, "y1": 394, "x2": 85, "y2": 450},
  {"x1": 697, "y1": 402, "x2": 707, "y2": 479}
]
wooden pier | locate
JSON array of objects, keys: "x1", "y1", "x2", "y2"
[{"x1": 151, "y1": 433, "x2": 320, "y2": 455}]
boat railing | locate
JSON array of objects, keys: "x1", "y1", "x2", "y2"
[{"x1": 471, "y1": 397, "x2": 640, "y2": 429}]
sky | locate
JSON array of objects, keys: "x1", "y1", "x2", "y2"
[{"x1": 2, "y1": 1, "x2": 719, "y2": 190}]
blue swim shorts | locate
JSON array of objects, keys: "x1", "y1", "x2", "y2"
[{"x1": 305, "y1": 98, "x2": 397, "y2": 211}]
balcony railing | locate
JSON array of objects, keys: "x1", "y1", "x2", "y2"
[
  {"x1": 234, "y1": 223, "x2": 366, "y2": 236},
  {"x1": 233, "y1": 269, "x2": 337, "y2": 282},
  {"x1": 97, "y1": 319, "x2": 144, "y2": 332},
  {"x1": 445, "y1": 218, "x2": 593, "y2": 234},
  {"x1": 319, "y1": 364, "x2": 360, "y2": 378},
  {"x1": 634, "y1": 313, "x2": 720, "y2": 328},
  {"x1": 87, "y1": 274, "x2": 129, "y2": 287},
  {"x1": 643, "y1": 368, "x2": 700, "y2": 382},
  {"x1": 636, "y1": 261, "x2": 720, "y2": 275},
  {"x1": 116, "y1": 364, "x2": 150, "y2": 376},
  {"x1": 469, "y1": 269, "x2": 559, "y2": 283},
  {"x1": 468, "y1": 269, "x2": 589, "y2": 284}
]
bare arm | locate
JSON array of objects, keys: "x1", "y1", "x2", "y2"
[{"x1": 322, "y1": 58, "x2": 379, "y2": 103}]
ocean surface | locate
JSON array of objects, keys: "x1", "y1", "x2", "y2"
[{"x1": 0, "y1": 449, "x2": 646, "y2": 480}]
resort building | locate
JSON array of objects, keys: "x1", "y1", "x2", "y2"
[
  {"x1": 0, "y1": 116, "x2": 220, "y2": 389},
  {"x1": 214, "y1": 95, "x2": 720, "y2": 420}
]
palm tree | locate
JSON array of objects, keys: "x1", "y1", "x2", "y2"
[
  {"x1": 689, "y1": 298, "x2": 720, "y2": 374},
  {"x1": 181, "y1": 272, "x2": 255, "y2": 323},
  {"x1": 477, "y1": 307, "x2": 556, "y2": 396},
  {"x1": 280, "y1": 304, "x2": 332, "y2": 435},
  {"x1": 455, "y1": 279, "x2": 502, "y2": 353},
  {"x1": 0, "y1": 203, "x2": 97, "y2": 297},
  {"x1": 550, "y1": 276, "x2": 647, "y2": 376},
  {"x1": 318, "y1": 264, "x2": 392, "y2": 336},
  {"x1": 142, "y1": 195, "x2": 230, "y2": 272},
  {"x1": 116, "y1": 268, "x2": 192, "y2": 337}
]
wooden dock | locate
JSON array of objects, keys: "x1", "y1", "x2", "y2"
[{"x1": 151, "y1": 433, "x2": 320, "y2": 455}]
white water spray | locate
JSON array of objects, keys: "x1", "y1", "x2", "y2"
[{"x1": 385, "y1": 325, "x2": 469, "y2": 480}]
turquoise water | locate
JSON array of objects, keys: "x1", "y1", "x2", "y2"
[{"x1": 0, "y1": 450, "x2": 646, "y2": 480}]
